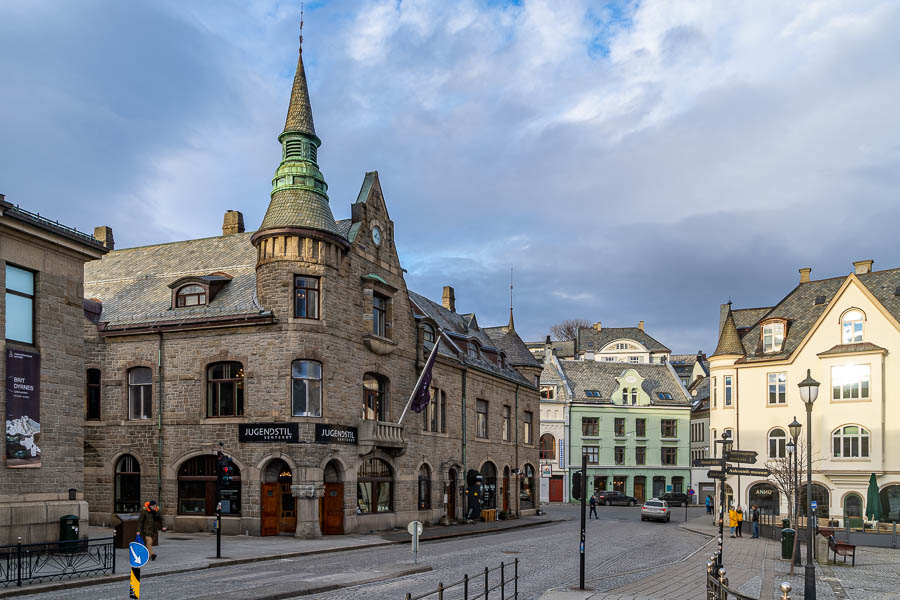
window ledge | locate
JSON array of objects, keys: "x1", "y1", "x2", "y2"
[
  {"x1": 660, "y1": 437, "x2": 680, "y2": 442},
  {"x1": 831, "y1": 457, "x2": 871, "y2": 462},
  {"x1": 84, "y1": 420, "x2": 105, "y2": 426}
]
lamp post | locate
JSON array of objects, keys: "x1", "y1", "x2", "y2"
[{"x1": 798, "y1": 370, "x2": 820, "y2": 600}]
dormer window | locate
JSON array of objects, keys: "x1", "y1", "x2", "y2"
[
  {"x1": 176, "y1": 284, "x2": 206, "y2": 307},
  {"x1": 467, "y1": 341, "x2": 479, "y2": 359},
  {"x1": 422, "y1": 323, "x2": 435, "y2": 345},
  {"x1": 841, "y1": 309, "x2": 864, "y2": 343},
  {"x1": 762, "y1": 320, "x2": 785, "y2": 353}
]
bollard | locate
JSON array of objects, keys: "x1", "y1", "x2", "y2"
[
  {"x1": 437, "y1": 582, "x2": 444, "y2": 600},
  {"x1": 464, "y1": 574, "x2": 469, "y2": 600},
  {"x1": 16, "y1": 537, "x2": 22, "y2": 587},
  {"x1": 405, "y1": 594, "x2": 411, "y2": 600},
  {"x1": 718, "y1": 568, "x2": 728, "y2": 600},
  {"x1": 780, "y1": 581, "x2": 792, "y2": 600},
  {"x1": 514, "y1": 558, "x2": 519, "y2": 599},
  {"x1": 501, "y1": 562, "x2": 505, "y2": 598},
  {"x1": 484, "y1": 566, "x2": 490, "y2": 599}
]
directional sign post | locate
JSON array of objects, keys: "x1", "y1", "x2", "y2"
[
  {"x1": 693, "y1": 457, "x2": 722, "y2": 468},
  {"x1": 128, "y1": 541, "x2": 149, "y2": 598},
  {"x1": 724, "y1": 450, "x2": 758, "y2": 464},
  {"x1": 707, "y1": 470, "x2": 727, "y2": 480},
  {"x1": 726, "y1": 466, "x2": 771, "y2": 477}
]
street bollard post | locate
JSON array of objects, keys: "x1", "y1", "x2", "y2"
[
  {"x1": 780, "y1": 582, "x2": 793, "y2": 600},
  {"x1": 500, "y1": 562, "x2": 505, "y2": 598},
  {"x1": 484, "y1": 566, "x2": 490, "y2": 599},
  {"x1": 437, "y1": 582, "x2": 443, "y2": 600},
  {"x1": 16, "y1": 537, "x2": 22, "y2": 587},
  {"x1": 514, "y1": 558, "x2": 519, "y2": 599},
  {"x1": 464, "y1": 573, "x2": 469, "y2": 599}
]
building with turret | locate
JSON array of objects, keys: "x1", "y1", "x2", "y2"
[{"x1": 80, "y1": 32, "x2": 540, "y2": 537}]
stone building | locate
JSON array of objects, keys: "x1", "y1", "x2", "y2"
[
  {"x1": 1, "y1": 195, "x2": 108, "y2": 543},
  {"x1": 81, "y1": 37, "x2": 540, "y2": 537}
]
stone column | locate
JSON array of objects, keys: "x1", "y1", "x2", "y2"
[{"x1": 291, "y1": 482, "x2": 325, "y2": 538}]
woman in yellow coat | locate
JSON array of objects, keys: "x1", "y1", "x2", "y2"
[
  {"x1": 728, "y1": 506, "x2": 738, "y2": 538},
  {"x1": 736, "y1": 506, "x2": 744, "y2": 537}
]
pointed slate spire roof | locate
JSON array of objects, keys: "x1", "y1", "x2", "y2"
[
  {"x1": 713, "y1": 303, "x2": 745, "y2": 356},
  {"x1": 257, "y1": 32, "x2": 339, "y2": 237},
  {"x1": 507, "y1": 307, "x2": 515, "y2": 332}
]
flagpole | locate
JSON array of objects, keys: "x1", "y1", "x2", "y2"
[{"x1": 398, "y1": 328, "x2": 443, "y2": 425}]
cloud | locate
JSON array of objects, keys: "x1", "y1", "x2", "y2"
[{"x1": 1, "y1": 0, "x2": 899, "y2": 352}]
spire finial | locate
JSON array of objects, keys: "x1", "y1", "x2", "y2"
[
  {"x1": 300, "y1": 2, "x2": 304, "y2": 47},
  {"x1": 507, "y1": 266, "x2": 515, "y2": 331}
]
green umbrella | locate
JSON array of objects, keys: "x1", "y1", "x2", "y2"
[{"x1": 865, "y1": 473, "x2": 882, "y2": 521}]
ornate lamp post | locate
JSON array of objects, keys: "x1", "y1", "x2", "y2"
[{"x1": 797, "y1": 370, "x2": 820, "y2": 600}]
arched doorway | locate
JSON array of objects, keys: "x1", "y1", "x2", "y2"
[
  {"x1": 321, "y1": 460, "x2": 344, "y2": 535},
  {"x1": 521, "y1": 464, "x2": 535, "y2": 509},
  {"x1": 879, "y1": 485, "x2": 900, "y2": 523},
  {"x1": 261, "y1": 459, "x2": 295, "y2": 536},
  {"x1": 799, "y1": 483, "x2": 830, "y2": 519},
  {"x1": 481, "y1": 462, "x2": 497, "y2": 509},
  {"x1": 843, "y1": 492, "x2": 863, "y2": 526},
  {"x1": 114, "y1": 455, "x2": 141, "y2": 513},
  {"x1": 748, "y1": 482, "x2": 780, "y2": 516},
  {"x1": 446, "y1": 468, "x2": 458, "y2": 521},
  {"x1": 722, "y1": 483, "x2": 734, "y2": 510},
  {"x1": 503, "y1": 466, "x2": 511, "y2": 512}
]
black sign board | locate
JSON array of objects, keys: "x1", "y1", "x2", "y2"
[
  {"x1": 724, "y1": 450, "x2": 758, "y2": 464},
  {"x1": 693, "y1": 458, "x2": 721, "y2": 467},
  {"x1": 726, "y1": 466, "x2": 771, "y2": 477},
  {"x1": 5, "y1": 349, "x2": 41, "y2": 468},
  {"x1": 315, "y1": 424, "x2": 357, "y2": 445},
  {"x1": 239, "y1": 423, "x2": 299, "y2": 443},
  {"x1": 707, "y1": 470, "x2": 727, "y2": 480}
]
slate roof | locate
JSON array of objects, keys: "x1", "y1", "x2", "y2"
[
  {"x1": 84, "y1": 232, "x2": 262, "y2": 326},
  {"x1": 576, "y1": 326, "x2": 671, "y2": 354},
  {"x1": 526, "y1": 339, "x2": 576, "y2": 360},
  {"x1": 258, "y1": 188, "x2": 340, "y2": 234},
  {"x1": 713, "y1": 308, "x2": 744, "y2": 356},
  {"x1": 816, "y1": 342, "x2": 887, "y2": 356},
  {"x1": 483, "y1": 326, "x2": 541, "y2": 368},
  {"x1": 688, "y1": 376, "x2": 710, "y2": 403},
  {"x1": 283, "y1": 47, "x2": 316, "y2": 136},
  {"x1": 558, "y1": 360, "x2": 690, "y2": 406}
]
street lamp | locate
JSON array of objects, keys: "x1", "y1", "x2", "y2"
[
  {"x1": 797, "y1": 370, "x2": 820, "y2": 600},
  {"x1": 786, "y1": 436, "x2": 798, "y2": 567}
]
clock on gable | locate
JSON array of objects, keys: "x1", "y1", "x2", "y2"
[{"x1": 371, "y1": 226, "x2": 382, "y2": 247}]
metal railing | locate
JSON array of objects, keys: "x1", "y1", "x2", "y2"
[
  {"x1": 0, "y1": 536, "x2": 115, "y2": 587},
  {"x1": 405, "y1": 559, "x2": 518, "y2": 600},
  {"x1": 705, "y1": 555, "x2": 793, "y2": 600}
]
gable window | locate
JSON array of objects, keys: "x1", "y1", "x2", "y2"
[
  {"x1": 5, "y1": 264, "x2": 35, "y2": 344},
  {"x1": 541, "y1": 386, "x2": 555, "y2": 400},
  {"x1": 842, "y1": 309, "x2": 864, "y2": 343},
  {"x1": 294, "y1": 276, "x2": 320, "y2": 319},
  {"x1": 476, "y1": 400, "x2": 489, "y2": 438},
  {"x1": 207, "y1": 361, "x2": 244, "y2": 417},
  {"x1": 362, "y1": 373, "x2": 387, "y2": 420},
  {"x1": 724, "y1": 376, "x2": 733, "y2": 406},
  {"x1": 661, "y1": 447, "x2": 677, "y2": 465},
  {"x1": 661, "y1": 419, "x2": 677, "y2": 438},
  {"x1": 768, "y1": 372, "x2": 787, "y2": 404},
  {"x1": 467, "y1": 341, "x2": 479, "y2": 360},
  {"x1": 128, "y1": 367, "x2": 152, "y2": 420},
  {"x1": 422, "y1": 323, "x2": 435, "y2": 345},
  {"x1": 502, "y1": 405, "x2": 511, "y2": 441},
  {"x1": 635, "y1": 418, "x2": 646, "y2": 437},
  {"x1": 292, "y1": 360, "x2": 322, "y2": 417},
  {"x1": 540, "y1": 433, "x2": 556, "y2": 459},
  {"x1": 833, "y1": 425, "x2": 870, "y2": 458},
  {"x1": 762, "y1": 321, "x2": 785, "y2": 353},
  {"x1": 582, "y1": 417, "x2": 599, "y2": 437},
  {"x1": 832, "y1": 365, "x2": 870, "y2": 400},
  {"x1": 631, "y1": 388, "x2": 638, "y2": 404},
  {"x1": 614, "y1": 417, "x2": 625, "y2": 437},
  {"x1": 372, "y1": 293, "x2": 388, "y2": 337},
  {"x1": 86, "y1": 368, "x2": 101, "y2": 420},
  {"x1": 176, "y1": 284, "x2": 206, "y2": 307},
  {"x1": 768, "y1": 428, "x2": 786, "y2": 458},
  {"x1": 621, "y1": 388, "x2": 628, "y2": 404}
]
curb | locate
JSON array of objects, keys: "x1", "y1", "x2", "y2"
[{"x1": 0, "y1": 518, "x2": 555, "y2": 598}]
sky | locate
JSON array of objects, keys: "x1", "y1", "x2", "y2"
[{"x1": 2, "y1": 0, "x2": 899, "y2": 353}]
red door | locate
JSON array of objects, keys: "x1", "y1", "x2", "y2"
[{"x1": 549, "y1": 476, "x2": 564, "y2": 502}]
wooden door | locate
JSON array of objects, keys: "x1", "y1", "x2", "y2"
[
  {"x1": 261, "y1": 483, "x2": 279, "y2": 536},
  {"x1": 633, "y1": 479, "x2": 645, "y2": 503},
  {"x1": 549, "y1": 476, "x2": 564, "y2": 502},
  {"x1": 503, "y1": 476, "x2": 510, "y2": 511},
  {"x1": 322, "y1": 482, "x2": 344, "y2": 535},
  {"x1": 279, "y1": 483, "x2": 297, "y2": 534},
  {"x1": 447, "y1": 480, "x2": 456, "y2": 520}
]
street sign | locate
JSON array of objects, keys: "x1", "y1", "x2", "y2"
[
  {"x1": 811, "y1": 501, "x2": 818, "y2": 512},
  {"x1": 693, "y1": 458, "x2": 721, "y2": 467},
  {"x1": 724, "y1": 450, "x2": 758, "y2": 464},
  {"x1": 707, "y1": 470, "x2": 727, "y2": 480},
  {"x1": 541, "y1": 464, "x2": 552, "y2": 478},
  {"x1": 688, "y1": 488, "x2": 695, "y2": 496},
  {"x1": 726, "y1": 466, "x2": 771, "y2": 477},
  {"x1": 408, "y1": 520, "x2": 423, "y2": 565},
  {"x1": 128, "y1": 542, "x2": 150, "y2": 569}
]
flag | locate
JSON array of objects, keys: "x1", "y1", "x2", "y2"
[{"x1": 409, "y1": 335, "x2": 441, "y2": 413}]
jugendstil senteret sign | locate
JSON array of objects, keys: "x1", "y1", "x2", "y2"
[
  {"x1": 315, "y1": 424, "x2": 357, "y2": 445},
  {"x1": 238, "y1": 423, "x2": 299, "y2": 443}
]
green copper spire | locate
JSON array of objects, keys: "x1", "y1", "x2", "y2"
[{"x1": 258, "y1": 34, "x2": 338, "y2": 235}]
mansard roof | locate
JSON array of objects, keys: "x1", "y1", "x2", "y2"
[{"x1": 559, "y1": 361, "x2": 690, "y2": 406}]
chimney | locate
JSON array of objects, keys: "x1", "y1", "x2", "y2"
[
  {"x1": 799, "y1": 268, "x2": 811, "y2": 283},
  {"x1": 442, "y1": 286, "x2": 456, "y2": 312},
  {"x1": 853, "y1": 260, "x2": 874, "y2": 275},
  {"x1": 93, "y1": 226, "x2": 114, "y2": 250},
  {"x1": 222, "y1": 210, "x2": 245, "y2": 235},
  {"x1": 638, "y1": 320, "x2": 645, "y2": 331},
  {"x1": 543, "y1": 335, "x2": 553, "y2": 363},
  {"x1": 593, "y1": 321, "x2": 602, "y2": 332}
]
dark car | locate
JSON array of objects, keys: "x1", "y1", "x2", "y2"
[
  {"x1": 596, "y1": 490, "x2": 638, "y2": 506},
  {"x1": 658, "y1": 492, "x2": 690, "y2": 507}
]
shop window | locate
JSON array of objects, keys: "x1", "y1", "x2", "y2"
[
  {"x1": 672, "y1": 476, "x2": 684, "y2": 494},
  {"x1": 292, "y1": 360, "x2": 322, "y2": 417},
  {"x1": 481, "y1": 462, "x2": 498, "y2": 509},
  {"x1": 207, "y1": 361, "x2": 244, "y2": 417},
  {"x1": 114, "y1": 455, "x2": 141, "y2": 513},
  {"x1": 418, "y1": 464, "x2": 432, "y2": 510},
  {"x1": 86, "y1": 368, "x2": 101, "y2": 420},
  {"x1": 844, "y1": 493, "x2": 863, "y2": 519},
  {"x1": 357, "y1": 458, "x2": 393, "y2": 514},
  {"x1": 362, "y1": 373, "x2": 388, "y2": 421},
  {"x1": 128, "y1": 367, "x2": 152, "y2": 420},
  {"x1": 178, "y1": 455, "x2": 241, "y2": 515}
]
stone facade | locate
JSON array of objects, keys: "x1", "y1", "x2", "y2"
[{"x1": 0, "y1": 195, "x2": 107, "y2": 544}]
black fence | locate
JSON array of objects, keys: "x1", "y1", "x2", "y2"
[
  {"x1": 405, "y1": 559, "x2": 518, "y2": 600},
  {"x1": 0, "y1": 537, "x2": 115, "y2": 587}
]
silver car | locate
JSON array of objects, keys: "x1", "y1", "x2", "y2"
[{"x1": 640, "y1": 498, "x2": 670, "y2": 522}]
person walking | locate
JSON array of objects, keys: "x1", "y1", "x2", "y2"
[
  {"x1": 750, "y1": 505, "x2": 760, "y2": 538},
  {"x1": 736, "y1": 505, "x2": 744, "y2": 537},
  {"x1": 589, "y1": 493, "x2": 598, "y2": 519},
  {"x1": 137, "y1": 500, "x2": 165, "y2": 560},
  {"x1": 705, "y1": 495, "x2": 712, "y2": 515},
  {"x1": 728, "y1": 505, "x2": 738, "y2": 538}
]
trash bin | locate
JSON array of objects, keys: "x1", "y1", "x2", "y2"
[
  {"x1": 781, "y1": 528, "x2": 795, "y2": 560},
  {"x1": 59, "y1": 515, "x2": 80, "y2": 553},
  {"x1": 113, "y1": 514, "x2": 140, "y2": 549},
  {"x1": 782, "y1": 518, "x2": 791, "y2": 529}
]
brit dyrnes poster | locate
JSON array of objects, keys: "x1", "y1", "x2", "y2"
[{"x1": 5, "y1": 349, "x2": 41, "y2": 468}]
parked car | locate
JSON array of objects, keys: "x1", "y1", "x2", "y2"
[
  {"x1": 641, "y1": 499, "x2": 671, "y2": 522},
  {"x1": 659, "y1": 492, "x2": 690, "y2": 507},
  {"x1": 596, "y1": 490, "x2": 638, "y2": 506}
]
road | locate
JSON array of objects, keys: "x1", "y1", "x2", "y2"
[{"x1": 10, "y1": 505, "x2": 712, "y2": 600}]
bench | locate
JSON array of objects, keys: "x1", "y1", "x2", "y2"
[{"x1": 828, "y1": 535, "x2": 856, "y2": 566}]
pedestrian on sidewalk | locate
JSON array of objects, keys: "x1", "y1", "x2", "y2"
[
  {"x1": 138, "y1": 500, "x2": 166, "y2": 560},
  {"x1": 705, "y1": 495, "x2": 712, "y2": 515},
  {"x1": 589, "y1": 493, "x2": 598, "y2": 519},
  {"x1": 736, "y1": 505, "x2": 744, "y2": 537},
  {"x1": 750, "y1": 505, "x2": 760, "y2": 538},
  {"x1": 728, "y1": 506, "x2": 738, "y2": 538}
]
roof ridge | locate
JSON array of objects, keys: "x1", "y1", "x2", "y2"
[{"x1": 104, "y1": 231, "x2": 255, "y2": 253}]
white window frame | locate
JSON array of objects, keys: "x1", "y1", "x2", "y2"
[
  {"x1": 128, "y1": 367, "x2": 152, "y2": 420},
  {"x1": 762, "y1": 321, "x2": 785, "y2": 353},
  {"x1": 724, "y1": 375, "x2": 733, "y2": 406},
  {"x1": 767, "y1": 372, "x2": 787, "y2": 405},
  {"x1": 841, "y1": 309, "x2": 864, "y2": 344},
  {"x1": 832, "y1": 425, "x2": 870, "y2": 458},
  {"x1": 831, "y1": 365, "x2": 870, "y2": 400},
  {"x1": 768, "y1": 428, "x2": 786, "y2": 458}
]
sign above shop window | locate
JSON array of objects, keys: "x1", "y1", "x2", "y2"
[
  {"x1": 238, "y1": 423, "x2": 299, "y2": 443},
  {"x1": 315, "y1": 424, "x2": 357, "y2": 445}
]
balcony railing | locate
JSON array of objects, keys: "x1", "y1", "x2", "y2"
[{"x1": 358, "y1": 420, "x2": 406, "y2": 455}]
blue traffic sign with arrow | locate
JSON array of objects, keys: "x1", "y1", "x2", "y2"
[{"x1": 129, "y1": 542, "x2": 150, "y2": 568}]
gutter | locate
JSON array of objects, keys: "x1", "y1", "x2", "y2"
[
  {"x1": 461, "y1": 367, "x2": 467, "y2": 521},
  {"x1": 515, "y1": 384, "x2": 520, "y2": 517},
  {"x1": 157, "y1": 332, "x2": 164, "y2": 504},
  {"x1": 100, "y1": 313, "x2": 275, "y2": 336}
]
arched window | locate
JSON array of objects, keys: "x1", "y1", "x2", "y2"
[
  {"x1": 768, "y1": 428, "x2": 786, "y2": 458},
  {"x1": 879, "y1": 485, "x2": 900, "y2": 523},
  {"x1": 520, "y1": 464, "x2": 535, "y2": 509},
  {"x1": 422, "y1": 323, "x2": 435, "y2": 345},
  {"x1": 842, "y1": 309, "x2": 864, "y2": 343},
  {"x1": 86, "y1": 368, "x2": 101, "y2": 420},
  {"x1": 178, "y1": 455, "x2": 241, "y2": 515},
  {"x1": 832, "y1": 425, "x2": 870, "y2": 458},
  {"x1": 621, "y1": 388, "x2": 628, "y2": 404},
  {"x1": 362, "y1": 374, "x2": 387, "y2": 421},
  {"x1": 539, "y1": 433, "x2": 556, "y2": 460},
  {"x1": 114, "y1": 455, "x2": 141, "y2": 513},
  {"x1": 844, "y1": 493, "x2": 863, "y2": 520},
  {"x1": 128, "y1": 367, "x2": 152, "y2": 420},
  {"x1": 292, "y1": 360, "x2": 322, "y2": 417},
  {"x1": 207, "y1": 362, "x2": 244, "y2": 417},
  {"x1": 748, "y1": 482, "x2": 780, "y2": 516},
  {"x1": 799, "y1": 484, "x2": 829, "y2": 517},
  {"x1": 481, "y1": 462, "x2": 498, "y2": 509},
  {"x1": 357, "y1": 458, "x2": 393, "y2": 514},
  {"x1": 631, "y1": 388, "x2": 637, "y2": 405},
  {"x1": 418, "y1": 464, "x2": 432, "y2": 510},
  {"x1": 176, "y1": 284, "x2": 206, "y2": 307}
]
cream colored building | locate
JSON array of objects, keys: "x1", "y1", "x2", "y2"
[
  {"x1": 538, "y1": 339, "x2": 571, "y2": 503},
  {"x1": 709, "y1": 260, "x2": 900, "y2": 524}
]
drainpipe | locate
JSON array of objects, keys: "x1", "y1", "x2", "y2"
[
  {"x1": 882, "y1": 358, "x2": 886, "y2": 468},
  {"x1": 157, "y1": 333, "x2": 164, "y2": 505},
  {"x1": 515, "y1": 384, "x2": 520, "y2": 518},
  {"x1": 461, "y1": 368, "x2": 467, "y2": 521},
  {"x1": 735, "y1": 367, "x2": 741, "y2": 508}
]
